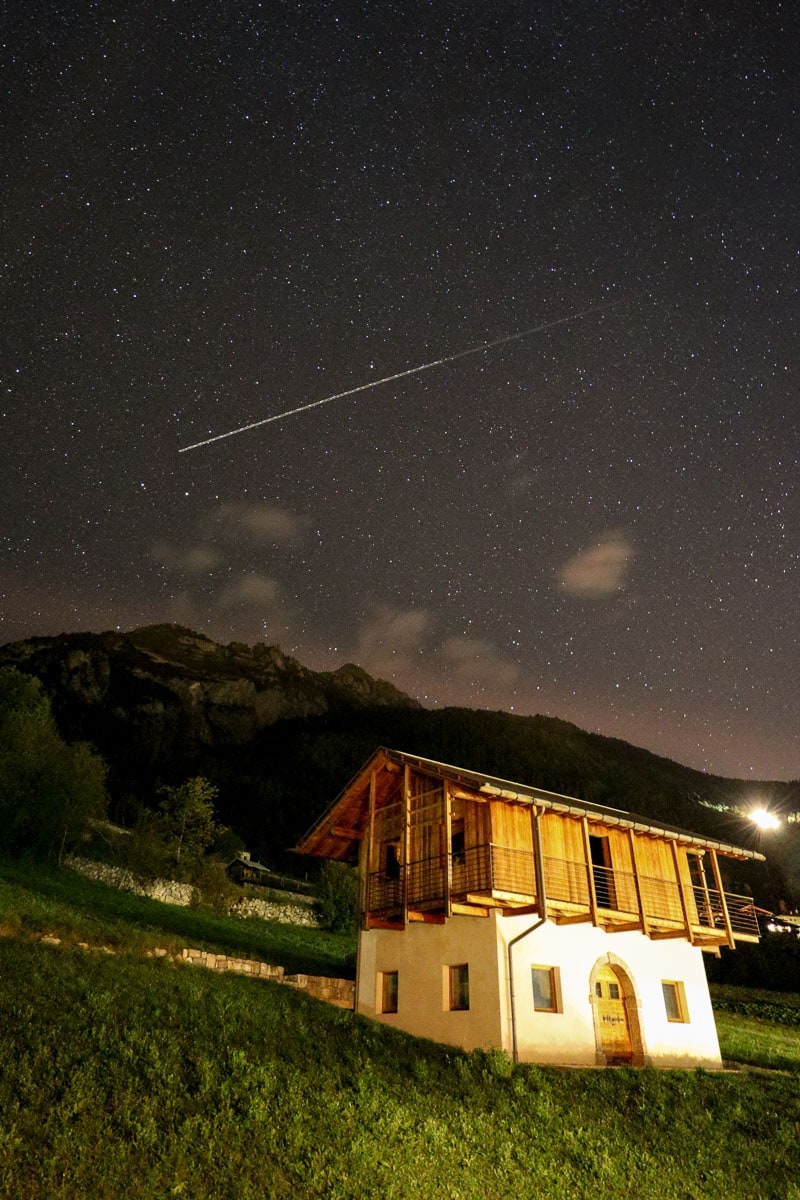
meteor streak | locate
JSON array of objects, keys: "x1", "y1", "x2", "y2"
[{"x1": 179, "y1": 298, "x2": 620, "y2": 453}]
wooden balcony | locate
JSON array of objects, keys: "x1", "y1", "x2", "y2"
[{"x1": 365, "y1": 844, "x2": 762, "y2": 944}]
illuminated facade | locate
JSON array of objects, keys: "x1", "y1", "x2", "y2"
[{"x1": 297, "y1": 749, "x2": 764, "y2": 1067}]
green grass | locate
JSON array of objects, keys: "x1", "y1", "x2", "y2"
[
  {"x1": 0, "y1": 857, "x2": 355, "y2": 977},
  {"x1": 2, "y1": 859, "x2": 800, "y2": 1198},
  {"x1": 710, "y1": 983, "x2": 800, "y2": 1072},
  {"x1": 1, "y1": 937, "x2": 799, "y2": 1200}
]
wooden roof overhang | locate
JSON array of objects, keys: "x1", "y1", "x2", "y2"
[{"x1": 294, "y1": 747, "x2": 765, "y2": 865}]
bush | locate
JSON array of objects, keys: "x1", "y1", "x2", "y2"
[
  {"x1": 0, "y1": 669, "x2": 108, "y2": 858},
  {"x1": 192, "y1": 859, "x2": 240, "y2": 914},
  {"x1": 312, "y1": 861, "x2": 359, "y2": 934}
]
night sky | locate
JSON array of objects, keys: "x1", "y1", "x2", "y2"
[{"x1": 4, "y1": 2, "x2": 798, "y2": 781}]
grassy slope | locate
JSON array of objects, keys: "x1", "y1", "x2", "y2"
[
  {"x1": 0, "y1": 857, "x2": 356, "y2": 977},
  {"x1": 2, "y1": 863, "x2": 800, "y2": 1199}
]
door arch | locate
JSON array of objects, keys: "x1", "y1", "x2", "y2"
[{"x1": 590, "y1": 957, "x2": 646, "y2": 1067}]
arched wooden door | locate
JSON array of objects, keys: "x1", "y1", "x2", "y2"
[{"x1": 594, "y1": 964, "x2": 633, "y2": 1064}]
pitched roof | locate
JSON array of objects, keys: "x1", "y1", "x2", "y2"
[{"x1": 296, "y1": 746, "x2": 765, "y2": 863}]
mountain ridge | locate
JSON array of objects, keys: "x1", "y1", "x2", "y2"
[{"x1": 2, "y1": 623, "x2": 796, "y2": 901}]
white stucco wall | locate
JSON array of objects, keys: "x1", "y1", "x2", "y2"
[
  {"x1": 357, "y1": 912, "x2": 723, "y2": 1068},
  {"x1": 499, "y1": 915, "x2": 722, "y2": 1068},
  {"x1": 357, "y1": 915, "x2": 505, "y2": 1052}
]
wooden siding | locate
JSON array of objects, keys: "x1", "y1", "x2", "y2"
[{"x1": 297, "y1": 749, "x2": 762, "y2": 946}]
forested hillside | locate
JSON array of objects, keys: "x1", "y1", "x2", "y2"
[{"x1": 2, "y1": 625, "x2": 797, "y2": 903}]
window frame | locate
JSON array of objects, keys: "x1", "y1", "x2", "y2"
[
  {"x1": 379, "y1": 970, "x2": 399, "y2": 1014},
  {"x1": 448, "y1": 963, "x2": 470, "y2": 1011},
  {"x1": 531, "y1": 965, "x2": 561, "y2": 1013},
  {"x1": 661, "y1": 979, "x2": 688, "y2": 1023}
]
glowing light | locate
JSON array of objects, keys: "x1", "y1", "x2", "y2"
[{"x1": 749, "y1": 808, "x2": 780, "y2": 830}]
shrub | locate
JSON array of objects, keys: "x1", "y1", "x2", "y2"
[{"x1": 312, "y1": 861, "x2": 359, "y2": 934}]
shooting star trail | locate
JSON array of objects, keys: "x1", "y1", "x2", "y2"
[{"x1": 179, "y1": 298, "x2": 621, "y2": 453}]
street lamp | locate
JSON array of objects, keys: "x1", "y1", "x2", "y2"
[{"x1": 749, "y1": 808, "x2": 780, "y2": 831}]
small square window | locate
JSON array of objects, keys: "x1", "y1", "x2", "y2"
[
  {"x1": 380, "y1": 971, "x2": 398, "y2": 1014},
  {"x1": 662, "y1": 980, "x2": 687, "y2": 1023},
  {"x1": 532, "y1": 966, "x2": 559, "y2": 1012},
  {"x1": 449, "y1": 963, "x2": 469, "y2": 1011},
  {"x1": 609, "y1": 982, "x2": 620, "y2": 1000}
]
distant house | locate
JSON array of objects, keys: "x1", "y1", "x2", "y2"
[
  {"x1": 296, "y1": 748, "x2": 765, "y2": 1068},
  {"x1": 227, "y1": 851, "x2": 272, "y2": 887}
]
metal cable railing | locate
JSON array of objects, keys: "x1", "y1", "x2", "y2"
[{"x1": 366, "y1": 847, "x2": 761, "y2": 938}]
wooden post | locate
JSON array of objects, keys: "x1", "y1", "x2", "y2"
[
  {"x1": 628, "y1": 830, "x2": 649, "y2": 935},
  {"x1": 362, "y1": 769, "x2": 377, "y2": 930},
  {"x1": 402, "y1": 764, "x2": 411, "y2": 925},
  {"x1": 708, "y1": 849, "x2": 736, "y2": 950},
  {"x1": 581, "y1": 819, "x2": 599, "y2": 926},
  {"x1": 669, "y1": 841, "x2": 693, "y2": 942},
  {"x1": 444, "y1": 779, "x2": 452, "y2": 917}
]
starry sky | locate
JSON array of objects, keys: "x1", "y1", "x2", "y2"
[{"x1": 4, "y1": 2, "x2": 798, "y2": 781}]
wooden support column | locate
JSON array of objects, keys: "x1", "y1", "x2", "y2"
[
  {"x1": 669, "y1": 840, "x2": 694, "y2": 943},
  {"x1": 708, "y1": 849, "x2": 736, "y2": 950},
  {"x1": 532, "y1": 806, "x2": 547, "y2": 919},
  {"x1": 628, "y1": 830, "x2": 650, "y2": 936},
  {"x1": 581, "y1": 818, "x2": 599, "y2": 926},
  {"x1": 362, "y1": 769, "x2": 377, "y2": 930},
  {"x1": 402, "y1": 764, "x2": 411, "y2": 925},
  {"x1": 444, "y1": 779, "x2": 453, "y2": 917}
]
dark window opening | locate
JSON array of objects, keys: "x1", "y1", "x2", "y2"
[
  {"x1": 383, "y1": 841, "x2": 401, "y2": 880},
  {"x1": 589, "y1": 834, "x2": 616, "y2": 909},
  {"x1": 381, "y1": 971, "x2": 399, "y2": 1014},
  {"x1": 449, "y1": 963, "x2": 469, "y2": 1011}
]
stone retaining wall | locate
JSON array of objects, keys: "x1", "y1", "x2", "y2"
[
  {"x1": 65, "y1": 856, "x2": 196, "y2": 906},
  {"x1": 28, "y1": 930, "x2": 355, "y2": 1010},
  {"x1": 65, "y1": 856, "x2": 318, "y2": 927},
  {"x1": 179, "y1": 947, "x2": 354, "y2": 1007},
  {"x1": 229, "y1": 895, "x2": 317, "y2": 926}
]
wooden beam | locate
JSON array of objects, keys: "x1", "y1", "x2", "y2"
[
  {"x1": 444, "y1": 778, "x2": 453, "y2": 918},
  {"x1": 555, "y1": 912, "x2": 593, "y2": 926},
  {"x1": 581, "y1": 818, "x2": 599, "y2": 926},
  {"x1": 450, "y1": 786, "x2": 487, "y2": 803},
  {"x1": 708, "y1": 849, "x2": 736, "y2": 949},
  {"x1": 466, "y1": 892, "x2": 507, "y2": 909},
  {"x1": 367, "y1": 917, "x2": 405, "y2": 931},
  {"x1": 362, "y1": 770, "x2": 377, "y2": 930},
  {"x1": 501, "y1": 903, "x2": 541, "y2": 918},
  {"x1": 628, "y1": 830, "x2": 650, "y2": 936},
  {"x1": 451, "y1": 902, "x2": 490, "y2": 917},
  {"x1": 670, "y1": 841, "x2": 694, "y2": 943},
  {"x1": 650, "y1": 929, "x2": 691, "y2": 940},
  {"x1": 402, "y1": 763, "x2": 411, "y2": 926},
  {"x1": 331, "y1": 825, "x2": 362, "y2": 841},
  {"x1": 607, "y1": 921, "x2": 644, "y2": 933},
  {"x1": 407, "y1": 911, "x2": 446, "y2": 924}
]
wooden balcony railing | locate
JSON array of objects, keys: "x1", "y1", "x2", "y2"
[{"x1": 366, "y1": 845, "x2": 761, "y2": 940}]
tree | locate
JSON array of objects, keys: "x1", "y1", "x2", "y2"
[
  {"x1": 127, "y1": 776, "x2": 223, "y2": 883},
  {"x1": 0, "y1": 668, "x2": 108, "y2": 857}
]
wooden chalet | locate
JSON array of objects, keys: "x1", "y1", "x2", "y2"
[
  {"x1": 226, "y1": 851, "x2": 272, "y2": 887},
  {"x1": 297, "y1": 749, "x2": 765, "y2": 1068}
]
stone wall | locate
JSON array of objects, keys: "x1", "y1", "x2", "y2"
[
  {"x1": 229, "y1": 894, "x2": 317, "y2": 926},
  {"x1": 179, "y1": 948, "x2": 354, "y2": 1007},
  {"x1": 65, "y1": 856, "x2": 319, "y2": 927},
  {"x1": 65, "y1": 856, "x2": 196, "y2": 907}
]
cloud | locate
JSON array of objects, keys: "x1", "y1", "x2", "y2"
[
  {"x1": 151, "y1": 541, "x2": 222, "y2": 573},
  {"x1": 354, "y1": 605, "x2": 432, "y2": 678},
  {"x1": 214, "y1": 502, "x2": 309, "y2": 544},
  {"x1": 559, "y1": 532, "x2": 635, "y2": 598},
  {"x1": 347, "y1": 604, "x2": 520, "y2": 707},
  {"x1": 218, "y1": 573, "x2": 280, "y2": 609},
  {"x1": 439, "y1": 635, "x2": 521, "y2": 691}
]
